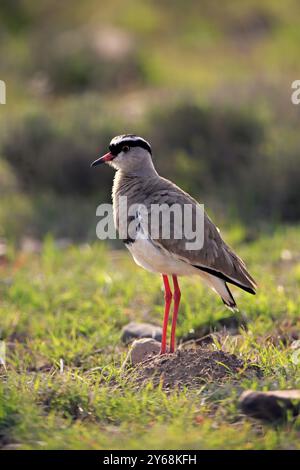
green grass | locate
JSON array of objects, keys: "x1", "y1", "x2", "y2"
[{"x1": 0, "y1": 226, "x2": 300, "y2": 449}]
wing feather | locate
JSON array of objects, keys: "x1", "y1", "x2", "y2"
[{"x1": 140, "y1": 177, "x2": 257, "y2": 293}]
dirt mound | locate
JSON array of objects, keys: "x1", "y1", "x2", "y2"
[{"x1": 123, "y1": 348, "x2": 256, "y2": 389}]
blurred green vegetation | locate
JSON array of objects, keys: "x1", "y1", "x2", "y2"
[{"x1": 1, "y1": 0, "x2": 300, "y2": 240}]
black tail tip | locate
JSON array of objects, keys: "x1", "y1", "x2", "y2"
[{"x1": 222, "y1": 298, "x2": 239, "y2": 312}]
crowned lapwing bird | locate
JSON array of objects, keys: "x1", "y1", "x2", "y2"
[{"x1": 91, "y1": 135, "x2": 257, "y2": 354}]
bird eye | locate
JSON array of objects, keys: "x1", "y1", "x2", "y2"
[{"x1": 122, "y1": 145, "x2": 130, "y2": 153}]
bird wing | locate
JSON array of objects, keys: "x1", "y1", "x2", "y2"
[{"x1": 141, "y1": 177, "x2": 257, "y2": 293}]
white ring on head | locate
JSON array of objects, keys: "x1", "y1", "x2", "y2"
[{"x1": 110, "y1": 135, "x2": 150, "y2": 147}]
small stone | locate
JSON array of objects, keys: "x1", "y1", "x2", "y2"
[
  {"x1": 0, "y1": 239, "x2": 7, "y2": 257},
  {"x1": 21, "y1": 237, "x2": 42, "y2": 253},
  {"x1": 122, "y1": 338, "x2": 161, "y2": 368},
  {"x1": 281, "y1": 249, "x2": 292, "y2": 261},
  {"x1": 0, "y1": 239, "x2": 8, "y2": 266},
  {"x1": 239, "y1": 390, "x2": 300, "y2": 422},
  {"x1": 1, "y1": 443, "x2": 24, "y2": 450},
  {"x1": 55, "y1": 238, "x2": 72, "y2": 250},
  {"x1": 121, "y1": 322, "x2": 162, "y2": 344},
  {"x1": 291, "y1": 339, "x2": 300, "y2": 350},
  {"x1": 217, "y1": 311, "x2": 248, "y2": 333}
]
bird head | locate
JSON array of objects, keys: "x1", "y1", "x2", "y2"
[{"x1": 91, "y1": 134, "x2": 154, "y2": 174}]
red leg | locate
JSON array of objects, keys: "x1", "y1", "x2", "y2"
[
  {"x1": 170, "y1": 275, "x2": 181, "y2": 353},
  {"x1": 160, "y1": 274, "x2": 172, "y2": 355}
]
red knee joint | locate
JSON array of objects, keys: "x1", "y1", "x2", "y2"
[{"x1": 174, "y1": 290, "x2": 181, "y2": 302}]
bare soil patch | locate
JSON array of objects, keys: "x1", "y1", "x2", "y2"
[{"x1": 123, "y1": 348, "x2": 259, "y2": 389}]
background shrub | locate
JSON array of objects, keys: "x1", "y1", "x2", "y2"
[{"x1": 1, "y1": 0, "x2": 300, "y2": 240}]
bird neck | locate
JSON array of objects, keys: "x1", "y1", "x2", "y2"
[
  {"x1": 118, "y1": 160, "x2": 158, "y2": 178},
  {"x1": 112, "y1": 165, "x2": 157, "y2": 201}
]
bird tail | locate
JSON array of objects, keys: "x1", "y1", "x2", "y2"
[
  {"x1": 221, "y1": 283, "x2": 238, "y2": 312},
  {"x1": 199, "y1": 271, "x2": 239, "y2": 312}
]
